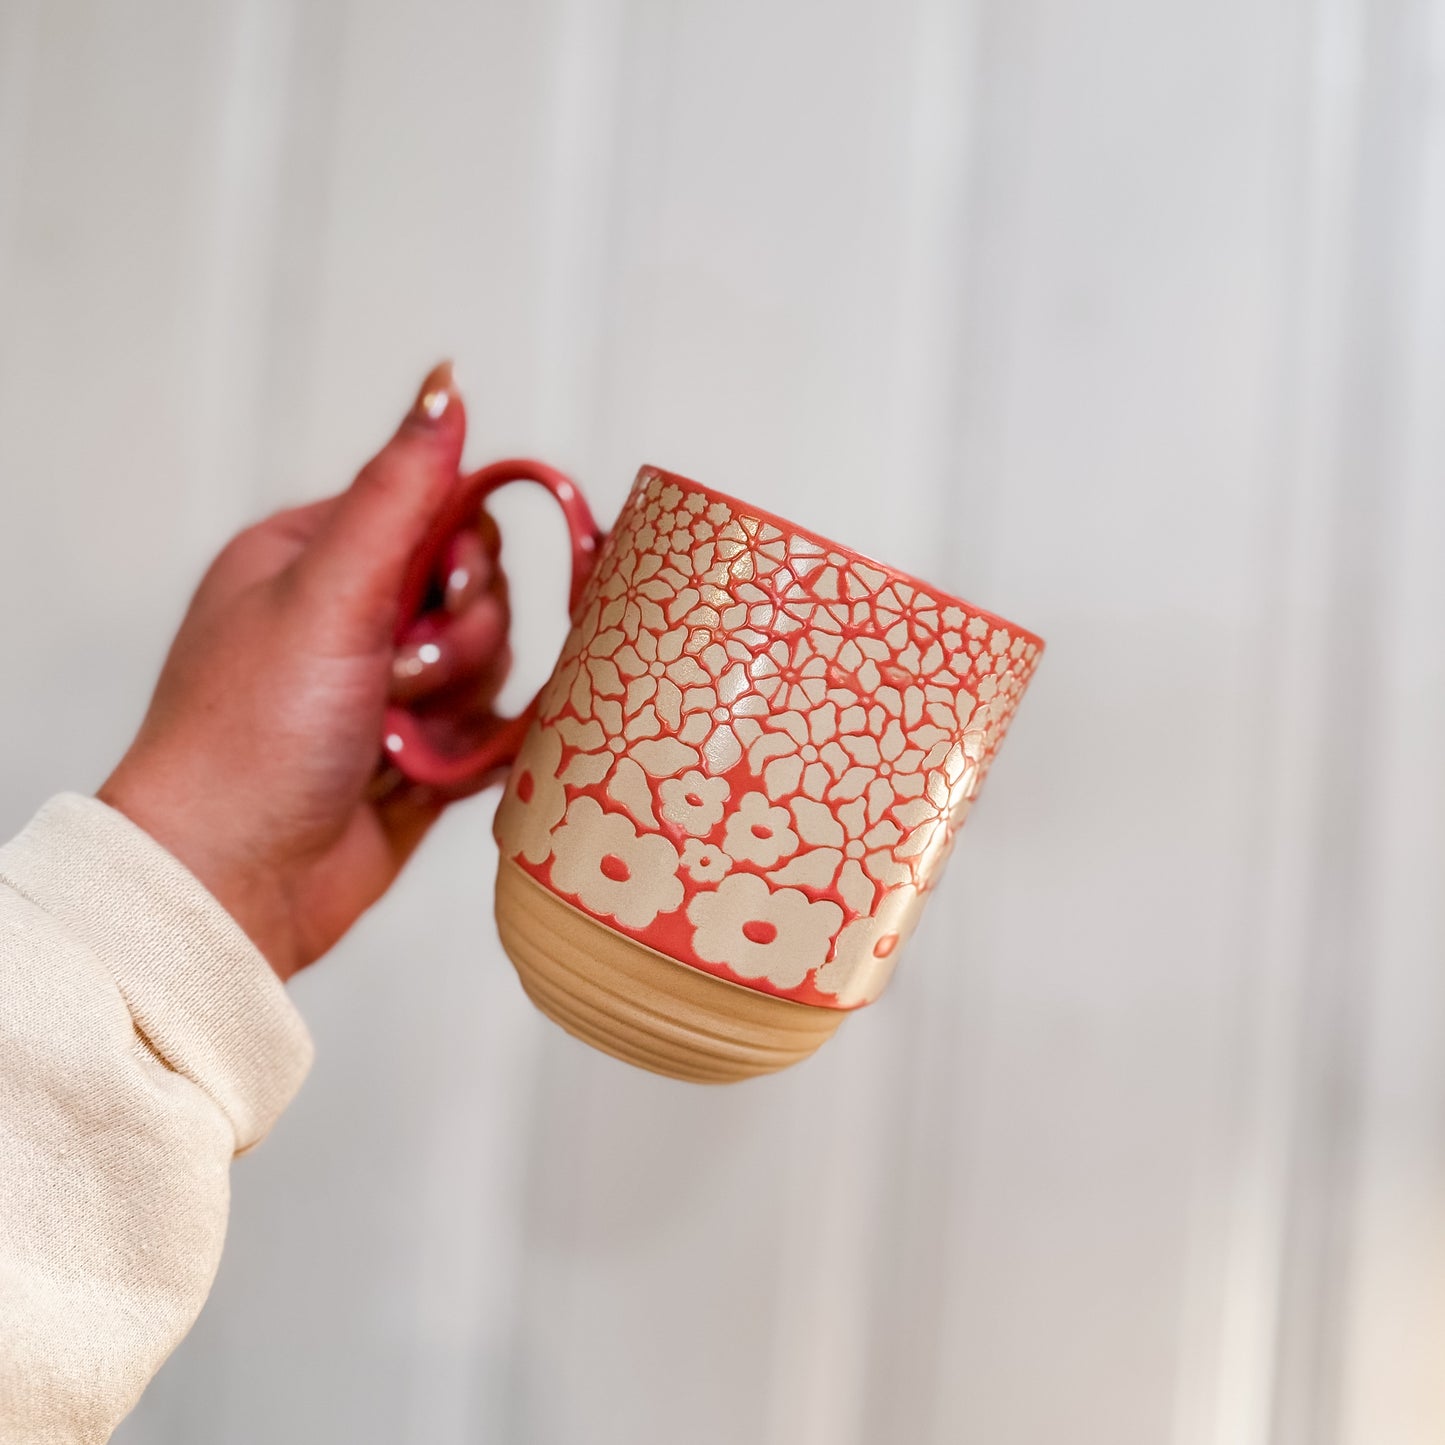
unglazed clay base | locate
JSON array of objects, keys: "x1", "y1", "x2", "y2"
[{"x1": 495, "y1": 857, "x2": 843, "y2": 1082}]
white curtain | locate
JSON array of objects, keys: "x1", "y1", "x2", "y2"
[{"x1": 1, "y1": 0, "x2": 1441, "y2": 1440}]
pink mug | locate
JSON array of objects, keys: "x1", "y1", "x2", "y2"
[{"x1": 386, "y1": 463, "x2": 1043, "y2": 1082}]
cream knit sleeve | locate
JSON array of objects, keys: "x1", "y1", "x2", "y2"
[{"x1": 0, "y1": 794, "x2": 313, "y2": 1443}]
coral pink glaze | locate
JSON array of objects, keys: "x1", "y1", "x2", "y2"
[
  {"x1": 384, "y1": 459, "x2": 604, "y2": 795},
  {"x1": 491, "y1": 465, "x2": 1044, "y2": 1012}
]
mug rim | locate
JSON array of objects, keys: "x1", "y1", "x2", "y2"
[{"x1": 640, "y1": 463, "x2": 1046, "y2": 653}]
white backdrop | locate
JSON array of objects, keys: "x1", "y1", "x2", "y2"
[{"x1": 2, "y1": 0, "x2": 1443, "y2": 1441}]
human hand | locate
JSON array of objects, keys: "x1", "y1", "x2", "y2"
[{"x1": 99, "y1": 363, "x2": 509, "y2": 981}]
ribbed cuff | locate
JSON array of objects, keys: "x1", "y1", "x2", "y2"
[{"x1": 0, "y1": 794, "x2": 313, "y2": 1152}]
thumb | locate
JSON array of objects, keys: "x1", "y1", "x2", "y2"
[{"x1": 293, "y1": 361, "x2": 467, "y2": 644}]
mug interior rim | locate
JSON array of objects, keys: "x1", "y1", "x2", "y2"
[{"x1": 640, "y1": 463, "x2": 1046, "y2": 652}]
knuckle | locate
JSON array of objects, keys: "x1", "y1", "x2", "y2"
[{"x1": 354, "y1": 455, "x2": 409, "y2": 501}]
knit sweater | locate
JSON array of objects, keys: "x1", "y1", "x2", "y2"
[{"x1": 0, "y1": 795, "x2": 313, "y2": 1442}]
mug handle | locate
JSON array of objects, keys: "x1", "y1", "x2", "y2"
[{"x1": 381, "y1": 458, "x2": 603, "y2": 796}]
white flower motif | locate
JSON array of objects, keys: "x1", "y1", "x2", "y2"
[
  {"x1": 612, "y1": 623, "x2": 707, "y2": 735},
  {"x1": 722, "y1": 577, "x2": 777, "y2": 649},
  {"x1": 768, "y1": 795, "x2": 907, "y2": 909},
  {"x1": 835, "y1": 697, "x2": 934, "y2": 829},
  {"x1": 751, "y1": 524, "x2": 789, "y2": 581},
  {"x1": 915, "y1": 669, "x2": 1012, "y2": 800},
  {"x1": 681, "y1": 838, "x2": 731, "y2": 883},
  {"x1": 655, "y1": 514, "x2": 713, "y2": 570},
  {"x1": 748, "y1": 634, "x2": 831, "y2": 713},
  {"x1": 593, "y1": 535, "x2": 671, "y2": 643},
  {"x1": 676, "y1": 638, "x2": 767, "y2": 774},
  {"x1": 644, "y1": 522, "x2": 737, "y2": 641},
  {"x1": 956, "y1": 681, "x2": 1023, "y2": 769},
  {"x1": 537, "y1": 598, "x2": 627, "y2": 732},
  {"x1": 892, "y1": 749, "x2": 976, "y2": 882},
  {"x1": 922, "y1": 681, "x2": 977, "y2": 741},
  {"x1": 659, "y1": 770, "x2": 730, "y2": 836},
  {"x1": 548, "y1": 796, "x2": 683, "y2": 929},
  {"x1": 743, "y1": 701, "x2": 859, "y2": 805},
  {"x1": 509, "y1": 466, "x2": 1040, "y2": 1009},
  {"x1": 494, "y1": 725, "x2": 567, "y2": 866},
  {"x1": 537, "y1": 598, "x2": 598, "y2": 721},
  {"x1": 687, "y1": 873, "x2": 843, "y2": 990},
  {"x1": 816, "y1": 631, "x2": 887, "y2": 693},
  {"x1": 554, "y1": 696, "x2": 702, "y2": 780},
  {"x1": 874, "y1": 580, "x2": 943, "y2": 670},
  {"x1": 790, "y1": 550, "x2": 854, "y2": 610},
  {"x1": 722, "y1": 791, "x2": 799, "y2": 868},
  {"x1": 813, "y1": 884, "x2": 922, "y2": 1006},
  {"x1": 552, "y1": 714, "x2": 701, "y2": 831}
]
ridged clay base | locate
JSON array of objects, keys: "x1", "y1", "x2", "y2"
[{"x1": 495, "y1": 857, "x2": 844, "y2": 1082}]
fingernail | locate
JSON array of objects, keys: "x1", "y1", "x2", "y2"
[
  {"x1": 444, "y1": 530, "x2": 489, "y2": 613},
  {"x1": 392, "y1": 637, "x2": 447, "y2": 687},
  {"x1": 411, "y1": 360, "x2": 456, "y2": 424}
]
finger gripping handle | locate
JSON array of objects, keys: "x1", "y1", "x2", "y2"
[{"x1": 381, "y1": 459, "x2": 603, "y2": 796}]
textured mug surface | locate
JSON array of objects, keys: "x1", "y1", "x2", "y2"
[{"x1": 493, "y1": 466, "x2": 1044, "y2": 1022}]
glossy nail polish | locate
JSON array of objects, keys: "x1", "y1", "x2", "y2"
[
  {"x1": 444, "y1": 529, "x2": 489, "y2": 613},
  {"x1": 412, "y1": 360, "x2": 455, "y2": 424},
  {"x1": 393, "y1": 638, "x2": 445, "y2": 685}
]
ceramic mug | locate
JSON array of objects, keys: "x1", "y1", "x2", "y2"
[{"x1": 385, "y1": 462, "x2": 1043, "y2": 1082}]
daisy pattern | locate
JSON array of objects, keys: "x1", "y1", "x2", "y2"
[
  {"x1": 768, "y1": 794, "x2": 906, "y2": 915},
  {"x1": 814, "y1": 884, "x2": 923, "y2": 1005},
  {"x1": 740, "y1": 703, "x2": 857, "y2": 805},
  {"x1": 610, "y1": 624, "x2": 702, "y2": 735},
  {"x1": 722, "y1": 792, "x2": 799, "y2": 869},
  {"x1": 747, "y1": 633, "x2": 831, "y2": 714},
  {"x1": 548, "y1": 796, "x2": 683, "y2": 929},
  {"x1": 676, "y1": 637, "x2": 768, "y2": 775},
  {"x1": 681, "y1": 838, "x2": 731, "y2": 883},
  {"x1": 687, "y1": 874, "x2": 843, "y2": 990},
  {"x1": 494, "y1": 726, "x2": 567, "y2": 866},
  {"x1": 873, "y1": 580, "x2": 944, "y2": 670},
  {"x1": 658, "y1": 770, "x2": 730, "y2": 836},
  {"x1": 893, "y1": 750, "x2": 975, "y2": 885},
  {"x1": 830, "y1": 682, "x2": 945, "y2": 833},
  {"x1": 593, "y1": 525, "x2": 670, "y2": 643},
  {"x1": 491, "y1": 466, "x2": 1043, "y2": 1009},
  {"x1": 537, "y1": 597, "x2": 625, "y2": 733}
]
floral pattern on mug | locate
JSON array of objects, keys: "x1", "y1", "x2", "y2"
[
  {"x1": 658, "y1": 770, "x2": 730, "y2": 836},
  {"x1": 722, "y1": 791, "x2": 798, "y2": 869},
  {"x1": 495, "y1": 725, "x2": 567, "y2": 866},
  {"x1": 814, "y1": 883, "x2": 923, "y2": 1006},
  {"x1": 495, "y1": 468, "x2": 1042, "y2": 1008},
  {"x1": 548, "y1": 796, "x2": 684, "y2": 930},
  {"x1": 680, "y1": 837, "x2": 732, "y2": 884},
  {"x1": 687, "y1": 874, "x2": 843, "y2": 991}
]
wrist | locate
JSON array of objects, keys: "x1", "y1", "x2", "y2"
[{"x1": 97, "y1": 762, "x2": 304, "y2": 982}]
